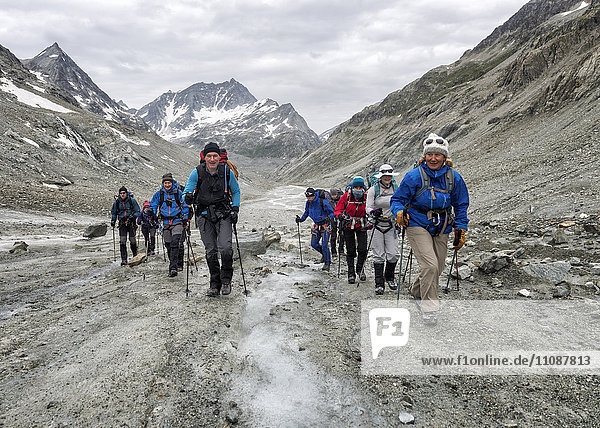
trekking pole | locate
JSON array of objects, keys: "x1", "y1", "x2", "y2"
[
  {"x1": 186, "y1": 228, "x2": 199, "y2": 272},
  {"x1": 185, "y1": 231, "x2": 190, "y2": 296},
  {"x1": 455, "y1": 249, "x2": 460, "y2": 291},
  {"x1": 137, "y1": 226, "x2": 141, "y2": 249},
  {"x1": 396, "y1": 226, "x2": 405, "y2": 305},
  {"x1": 402, "y1": 250, "x2": 413, "y2": 283},
  {"x1": 232, "y1": 223, "x2": 248, "y2": 296},
  {"x1": 160, "y1": 225, "x2": 166, "y2": 262},
  {"x1": 112, "y1": 226, "x2": 116, "y2": 262},
  {"x1": 444, "y1": 249, "x2": 458, "y2": 294},
  {"x1": 357, "y1": 222, "x2": 377, "y2": 287},
  {"x1": 297, "y1": 221, "x2": 303, "y2": 265}
]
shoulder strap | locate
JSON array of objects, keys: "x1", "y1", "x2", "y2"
[{"x1": 414, "y1": 165, "x2": 429, "y2": 199}]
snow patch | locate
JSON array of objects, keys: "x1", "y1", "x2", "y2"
[
  {"x1": 48, "y1": 54, "x2": 59, "y2": 58},
  {"x1": 110, "y1": 127, "x2": 150, "y2": 146},
  {"x1": 21, "y1": 137, "x2": 40, "y2": 148},
  {"x1": 26, "y1": 82, "x2": 45, "y2": 93},
  {"x1": 143, "y1": 163, "x2": 155, "y2": 170},
  {"x1": 561, "y1": 1, "x2": 589, "y2": 16},
  {"x1": 42, "y1": 182, "x2": 60, "y2": 189},
  {"x1": 0, "y1": 77, "x2": 75, "y2": 113}
]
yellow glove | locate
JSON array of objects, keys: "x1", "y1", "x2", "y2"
[
  {"x1": 396, "y1": 211, "x2": 409, "y2": 228},
  {"x1": 453, "y1": 229, "x2": 466, "y2": 250}
]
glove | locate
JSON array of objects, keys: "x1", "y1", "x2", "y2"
[
  {"x1": 111, "y1": 219, "x2": 116, "y2": 228},
  {"x1": 396, "y1": 211, "x2": 409, "y2": 228},
  {"x1": 453, "y1": 229, "x2": 466, "y2": 250},
  {"x1": 184, "y1": 192, "x2": 194, "y2": 205},
  {"x1": 370, "y1": 208, "x2": 383, "y2": 219},
  {"x1": 230, "y1": 211, "x2": 238, "y2": 225},
  {"x1": 295, "y1": 215, "x2": 302, "y2": 224}
]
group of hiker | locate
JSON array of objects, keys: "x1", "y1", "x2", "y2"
[
  {"x1": 296, "y1": 133, "x2": 469, "y2": 325},
  {"x1": 110, "y1": 141, "x2": 240, "y2": 297},
  {"x1": 109, "y1": 134, "x2": 469, "y2": 325}
]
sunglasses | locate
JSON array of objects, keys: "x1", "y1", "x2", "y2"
[
  {"x1": 380, "y1": 169, "x2": 393, "y2": 174},
  {"x1": 119, "y1": 191, "x2": 127, "y2": 194},
  {"x1": 425, "y1": 138, "x2": 445, "y2": 145}
]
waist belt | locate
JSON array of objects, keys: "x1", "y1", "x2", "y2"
[{"x1": 412, "y1": 207, "x2": 454, "y2": 235}]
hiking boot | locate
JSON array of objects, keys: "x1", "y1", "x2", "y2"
[
  {"x1": 221, "y1": 282, "x2": 231, "y2": 295},
  {"x1": 387, "y1": 280, "x2": 397, "y2": 291},
  {"x1": 375, "y1": 286, "x2": 384, "y2": 295},
  {"x1": 348, "y1": 274, "x2": 356, "y2": 284},
  {"x1": 413, "y1": 297, "x2": 422, "y2": 312},
  {"x1": 423, "y1": 311, "x2": 438, "y2": 326},
  {"x1": 206, "y1": 287, "x2": 220, "y2": 297},
  {"x1": 121, "y1": 260, "x2": 128, "y2": 266},
  {"x1": 177, "y1": 266, "x2": 184, "y2": 272},
  {"x1": 322, "y1": 264, "x2": 330, "y2": 271},
  {"x1": 168, "y1": 269, "x2": 178, "y2": 277},
  {"x1": 319, "y1": 256, "x2": 325, "y2": 264},
  {"x1": 359, "y1": 271, "x2": 366, "y2": 281}
]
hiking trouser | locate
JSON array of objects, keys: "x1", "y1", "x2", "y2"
[
  {"x1": 142, "y1": 226, "x2": 157, "y2": 253},
  {"x1": 406, "y1": 226, "x2": 449, "y2": 313},
  {"x1": 162, "y1": 223, "x2": 183, "y2": 273},
  {"x1": 118, "y1": 221, "x2": 137, "y2": 260},
  {"x1": 178, "y1": 226, "x2": 187, "y2": 269},
  {"x1": 331, "y1": 219, "x2": 344, "y2": 254},
  {"x1": 344, "y1": 228, "x2": 368, "y2": 274},
  {"x1": 369, "y1": 225, "x2": 399, "y2": 264},
  {"x1": 198, "y1": 216, "x2": 234, "y2": 290},
  {"x1": 311, "y1": 223, "x2": 331, "y2": 264}
]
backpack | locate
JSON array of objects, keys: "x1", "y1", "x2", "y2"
[
  {"x1": 371, "y1": 176, "x2": 398, "y2": 198},
  {"x1": 200, "y1": 148, "x2": 239, "y2": 180},
  {"x1": 413, "y1": 164, "x2": 454, "y2": 201},
  {"x1": 315, "y1": 189, "x2": 333, "y2": 212}
]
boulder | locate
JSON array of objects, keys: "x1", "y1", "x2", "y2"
[
  {"x1": 451, "y1": 264, "x2": 472, "y2": 280},
  {"x1": 479, "y1": 253, "x2": 510, "y2": 274},
  {"x1": 9, "y1": 241, "x2": 28, "y2": 253},
  {"x1": 550, "y1": 229, "x2": 568, "y2": 245},
  {"x1": 264, "y1": 231, "x2": 281, "y2": 248},
  {"x1": 128, "y1": 253, "x2": 147, "y2": 266},
  {"x1": 590, "y1": 263, "x2": 600, "y2": 276},
  {"x1": 523, "y1": 261, "x2": 571, "y2": 284},
  {"x1": 234, "y1": 231, "x2": 266, "y2": 259},
  {"x1": 83, "y1": 223, "x2": 108, "y2": 238}
]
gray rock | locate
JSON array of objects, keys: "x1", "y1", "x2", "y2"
[
  {"x1": 553, "y1": 286, "x2": 570, "y2": 298},
  {"x1": 512, "y1": 247, "x2": 526, "y2": 259},
  {"x1": 451, "y1": 265, "x2": 472, "y2": 280},
  {"x1": 479, "y1": 254, "x2": 510, "y2": 274},
  {"x1": 550, "y1": 229, "x2": 568, "y2": 245},
  {"x1": 523, "y1": 261, "x2": 571, "y2": 284},
  {"x1": 83, "y1": 223, "x2": 107, "y2": 238},
  {"x1": 399, "y1": 411, "x2": 415, "y2": 424},
  {"x1": 583, "y1": 223, "x2": 600, "y2": 234},
  {"x1": 263, "y1": 231, "x2": 281, "y2": 248},
  {"x1": 590, "y1": 263, "x2": 600, "y2": 276},
  {"x1": 9, "y1": 241, "x2": 28, "y2": 253},
  {"x1": 235, "y1": 231, "x2": 266, "y2": 258},
  {"x1": 518, "y1": 289, "x2": 531, "y2": 297}
]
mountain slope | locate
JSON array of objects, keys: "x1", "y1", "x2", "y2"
[
  {"x1": 1, "y1": 43, "x2": 196, "y2": 215},
  {"x1": 282, "y1": 0, "x2": 599, "y2": 219},
  {"x1": 22, "y1": 43, "x2": 148, "y2": 131},
  {"x1": 138, "y1": 79, "x2": 321, "y2": 158}
]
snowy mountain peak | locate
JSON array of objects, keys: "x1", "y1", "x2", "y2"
[
  {"x1": 22, "y1": 43, "x2": 148, "y2": 131},
  {"x1": 138, "y1": 79, "x2": 320, "y2": 158}
]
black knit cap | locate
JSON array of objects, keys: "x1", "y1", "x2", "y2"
[
  {"x1": 162, "y1": 173, "x2": 174, "y2": 183},
  {"x1": 202, "y1": 142, "x2": 221, "y2": 157},
  {"x1": 305, "y1": 187, "x2": 316, "y2": 197},
  {"x1": 119, "y1": 186, "x2": 127, "y2": 193}
]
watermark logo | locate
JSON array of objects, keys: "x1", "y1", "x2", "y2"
[{"x1": 369, "y1": 308, "x2": 410, "y2": 359}]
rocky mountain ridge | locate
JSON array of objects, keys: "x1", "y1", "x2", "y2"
[
  {"x1": 0, "y1": 43, "x2": 197, "y2": 216},
  {"x1": 22, "y1": 43, "x2": 149, "y2": 131},
  {"x1": 138, "y1": 79, "x2": 321, "y2": 158},
  {"x1": 281, "y1": 0, "x2": 599, "y2": 220}
]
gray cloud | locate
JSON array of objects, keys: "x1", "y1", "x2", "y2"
[{"x1": 1, "y1": 0, "x2": 530, "y2": 133}]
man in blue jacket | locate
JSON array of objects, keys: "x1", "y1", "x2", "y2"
[
  {"x1": 150, "y1": 173, "x2": 189, "y2": 277},
  {"x1": 391, "y1": 133, "x2": 469, "y2": 326},
  {"x1": 111, "y1": 186, "x2": 140, "y2": 265},
  {"x1": 183, "y1": 142, "x2": 241, "y2": 297},
  {"x1": 296, "y1": 187, "x2": 335, "y2": 271}
]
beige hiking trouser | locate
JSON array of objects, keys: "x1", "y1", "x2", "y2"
[{"x1": 406, "y1": 226, "x2": 449, "y2": 313}]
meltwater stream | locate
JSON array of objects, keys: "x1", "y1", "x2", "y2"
[{"x1": 227, "y1": 254, "x2": 380, "y2": 426}]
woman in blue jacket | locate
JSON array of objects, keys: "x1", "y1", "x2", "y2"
[{"x1": 391, "y1": 133, "x2": 469, "y2": 326}]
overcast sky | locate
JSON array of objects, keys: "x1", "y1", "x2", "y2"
[{"x1": 1, "y1": 0, "x2": 531, "y2": 134}]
